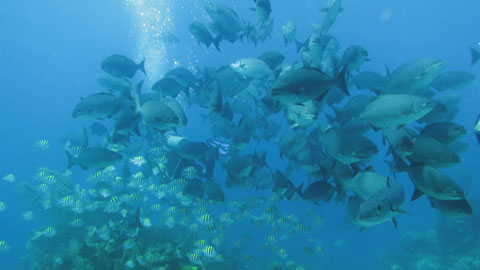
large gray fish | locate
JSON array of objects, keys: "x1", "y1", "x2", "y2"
[
  {"x1": 66, "y1": 147, "x2": 122, "y2": 170},
  {"x1": 256, "y1": 18, "x2": 273, "y2": 42},
  {"x1": 165, "y1": 68, "x2": 195, "y2": 91},
  {"x1": 214, "y1": 65, "x2": 250, "y2": 97},
  {"x1": 341, "y1": 45, "x2": 369, "y2": 72},
  {"x1": 271, "y1": 67, "x2": 348, "y2": 105},
  {"x1": 252, "y1": 0, "x2": 271, "y2": 24},
  {"x1": 226, "y1": 153, "x2": 265, "y2": 180},
  {"x1": 383, "y1": 126, "x2": 416, "y2": 157},
  {"x1": 205, "y1": 1, "x2": 245, "y2": 43},
  {"x1": 319, "y1": 0, "x2": 343, "y2": 34},
  {"x1": 204, "y1": 179, "x2": 225, "y2": 203},
  {"x1": 428, "y1": 197, "x2": 472, "y2": 218},
  {"x1": 331, "y1": 95, "x2": 375, "y2": 124},
  {"x1": 430, "y1": 71, "x2": 475, "y2": 91},
  {"x1": 354, "y1": 71, "x2": 388, "y2": 92},
  {"x1": 151, "y1": 77, "x2": 184, "y2": 98},
  {"x1": 408, "y1": 136, "x2": 460, "y2": 167},
  {"x1": 182, "y1": 179, "x2": 204, "y2": 200},
  {"x1": 113, "y1": 104, "x2": 140, "y2": 136},
  {"x1": 72, "y1": 93, "x2": 124, "y2": 120},
  {"x1": 258, "y1": 51, "x2": 285, "y2": 70},
  {"x1": 322, "y1": 128, "x2": 378, "y2": 164},
  {"x1": 101, "y1": 54, "x2": 146, "y2": 78},
  {"x1": 230, "y1": 57, "x2": 272, "y2": 80},
  {"x1": 360, "y1": 94, "x2": 437, "y2": 129},
  {"x1": 272, "y1": 170, "x2": 298, "y2": 200},
  {"x1": 97, "y1": 75, "x2": 132, "y2": 94},
  {"x1": 344, "y1": 171, "x2": 389, "y2": 200},
  {"x1": 189, "y1": 22, "x2": 220, "y2": 51},
  {"x1": 408, "y1": 166, "x2": 464, "y2": 201},
  {"x1": 383, "y1": 58, "x2": 445, "y2": 94},
  {"x1": 282, "y1": 21, "x2": 296, "y2": 46},
  {"x1": 136, "y1": 99, "x2": 186, "y2": 131},
  {"x1": 285, "y1": 101, "x2": 318, "y2": 129},
  {"x1": 356, "y1": 178, "x2": 406, "y2": 229},
  {"x1": 298, "y1": 180, "x2": 336, "y2": 203},
  {"x1": 471, "y1": 47, "x2": 480, "y2": 66},
  {"x1": 277, "y1": 130, "x2": 308, "y2": 157},
  {"x1": 419, "y1": 122, "x2": 466, "y2": 146}
]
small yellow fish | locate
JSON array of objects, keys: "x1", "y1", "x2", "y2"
[
  {"x1": 35, "y1": 140, "x2": 50, "y2": 150},
  {"x1": 22, "y1": 211, "x2": 34, "y2": 221},
  {"x1": 0, "y1": 201, "x2": 6, "y2": 212},
  {"x1": 0, "y1": 240, "x2": 10, "y2": 252},
  {"x1": 3, "y1": 174, "x2": 15, "y2": 183}
]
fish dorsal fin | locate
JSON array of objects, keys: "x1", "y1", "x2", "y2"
[
  {"x1": 392, "y1": 217, "x2": 398, "y2": 229},
  {"x1": 410, "y1": 186, "x2": 424, "y2": 201}
]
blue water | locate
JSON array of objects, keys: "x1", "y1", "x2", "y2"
[{"x1": 1, "y1": 0, "x2": 479, "y2": 269}]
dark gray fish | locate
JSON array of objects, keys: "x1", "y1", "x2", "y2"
[
  {"x1": 272, "y1": 170, "x2": 298, "y2": 200},
  {"x1": 331, "y1": 95, "x2": 375, "y2": 124},
  {"x1": 97, "y1": 75, "x2": 132, "y2": 94},
  {"x1": 356, "y1": 178, "x2": 406, "y2": 229},
  {"x1": 189, "y1": 22, "x2": 220, "y2": 50},
  {"x1": 408, "y1": 137, "x2": 460, "y2": 167},
  {"x1": 252, "y1": 0, "x2": 271, "y2": 24},
  {"x1": 204, "y1": 1, "x2": 245, "y2": 43},
  {"x1": 166, "y1": 68, "x2": 195, "y2": 91},
  {"x1": 298, "y1": 180, "x2": 335, "y2": 203},
  {"x1": 152, "y1": 77, "x2": 184, "y2": 98},
  {"x1": 214, "y1": 65, "x2": 250, "y2": 97},
  {"x1": 72, "y1": 93, "x2": 123, "y2": 120},
  {"x1": 419, "y1": 122, "x2": 466, "y2": 146},
  {"x1": 341, "y1": 45, "x2": 369, "y2": 72},
  {"x1": 258, "y1": 51, "x2": 285, "y2": 70},
  {"x1": 90, "y1": 122, "x2": 109, "y2": 136},
  {"x1": 256, "y1": 17, "x2": 273, "y2": 42},
  {"x1": 430, "y1": 71, "x2": 475, "y2": 91},
  {"x1": 204, "y1": 179, "x2": 225, "y2": 202},
  {"x1": 66, "y1": 147, "x2": 122, "y2": 170},
  {"x1": 322, "y1": 128, "x2": 378, "y2": 165},
  {"x1": 271, "y1": 67, "x2": 348, "y2": 105},
  {"x1": 101, "y1": 54, "x2": 146, "y2": 78},
  {"x1": 408, "y1": 166, "x2": 465, "y2": 201},
  {"x1": 319, "y1": 0, "x2": 343, "y2": 34},
  {"x1": 182, "y1": 179, "x2": 204, "y2": 199},
  {"x1": 114, "y1": 104, "x2": 141, "y2": 136},
  {"x1": 354, "y1": 71, "x2": 388, "y2": 92},
  {"x1": 428, "y1": 197, "x2": 472, "y2": 218}
]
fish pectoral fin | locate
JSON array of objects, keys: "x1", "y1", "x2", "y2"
[{"x1": 393, "y1": 209, "x2": 410, "y2": 215}]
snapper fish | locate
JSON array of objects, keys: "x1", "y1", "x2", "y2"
[{"x1": 101, "y1": 54, "x2": 146, "y2": 78}]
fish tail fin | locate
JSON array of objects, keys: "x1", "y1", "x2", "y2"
[
  {"x1": 335, "y1": 67, "x2": 349, "y2": 96},
  {"x1": 295, "y1": 182, "x2": 304, "y2": 197},
  {"x1": 471, "y1": 47, "x2": 480, "y2": 66},
  {"x1": 134, "y1": 207, "x2": 143, "y2": 228},
  {"x1": 138, "y1": 58, "x2": 147, "y2": 76},
  {"x1": 133, "y1": 81, "x2": 143, "y2": 114},
  {"x1": 66, "y1": 150, "x2": 75, "y2": 169},
  {"x1": 294, "y1": 39, "x2": 302, "y2": 52},
  {"x1": 213, "y1": 36, "x2": 221, "y2": 51}
]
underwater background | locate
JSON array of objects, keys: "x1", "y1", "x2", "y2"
[{"x1": 0, "y1": 0, "x2": 479, "y2": 269}]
